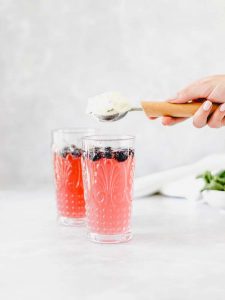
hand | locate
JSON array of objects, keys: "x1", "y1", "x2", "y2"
[{"x1": 152, "y1": 75, "x2": 225, "y2": 128}]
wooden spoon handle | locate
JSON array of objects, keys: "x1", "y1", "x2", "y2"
[{"x1": 141, "y1": 101, "x2": 219, "y2": 118}]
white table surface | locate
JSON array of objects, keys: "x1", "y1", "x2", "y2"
[{"x1": 1, "y1": 189, "x2": 225, "y2": 300}]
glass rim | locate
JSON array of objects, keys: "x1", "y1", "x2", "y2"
[
  {"x1": 52, "y1": 128, "x2": 97, "y2": 135},
  {"x1": 82, "y1": 134, "x2": 135, "y2": 142}
]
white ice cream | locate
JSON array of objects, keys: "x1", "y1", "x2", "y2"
[{"x1": 86, "y1": 92, "x2": 132, "y2": 117}]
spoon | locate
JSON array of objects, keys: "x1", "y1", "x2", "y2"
[
  {"x1": 93, "y1": 107, "x2": 142, "y2": 122},
  {"x1": 93, "y1": 101, "x2": 219, "y2": 122}
]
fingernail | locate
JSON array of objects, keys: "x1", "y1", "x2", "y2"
[
  {"x1": 220, "y1": 103, "x2": 225, "y2": 112},
  {"x1": 203, "y1": 100, "x2": 212, "y2": 111}
]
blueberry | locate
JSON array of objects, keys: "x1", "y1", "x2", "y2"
[
  {"x1": 61, "y1": 146, "x2": 70, "y2": 158},
  {"x1": 71, "y1": 148, "x2": 82, "y2": 157},
  {"x1": 70, "y1": 144, "x2": 81, "y2": 157},
  {"x1": 94, "y1": 147, "x2": 101, "y2": 152},
  {"x1": 91, "y1": 152, "x2": 102, "y2": 161},
  {"x1": 105, "y1": 147, "x2": 112, "y2": 152},
  {"x1": 60, "y1": 145, "x2": 83, "y2": 158},
  {"x1": 104, "y1": 147, "x2": 113, "y2": 159},
  {"x1": 129, "y1": 149, "x2": 134, "y2": 157},
  {"x1": 105, "y1": 152, "x2": 113, "y2": 159},
  {"x1": 88, "y1": 148, "x2": 102, "y2": 161},
  {"x1": 114, "y1": 151, "x2": 128, "y2": 162}
]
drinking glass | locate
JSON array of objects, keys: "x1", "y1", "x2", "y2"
[
  {"x1": 52, "y1": 128, "x2": 96, "y2": 226},
  {"x1": 82, "y1": 135, "x2": 135, "y2": 243}
]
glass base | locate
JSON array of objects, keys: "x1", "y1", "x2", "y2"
[
  {"x1": 58, "y1": 216, "x2": 85, "y2": 227},
  {"x1": 88, "y1": 231, "x2": 132, "y2": 244}
]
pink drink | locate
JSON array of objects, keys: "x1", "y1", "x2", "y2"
[
  {"x1": 52, "y1": 128, "x2": 95, "y2": 226},
  {"x1": 82, "y1": 136, "x2": 135, "y2": 243},
  {"x1": 54, "y1": 150, "x2": 85, "y2": 219}
]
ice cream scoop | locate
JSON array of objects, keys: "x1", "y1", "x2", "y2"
[
  {"x1": 87, "y1": 92, "x2": 219, "y2": 122},
  {"x1": 93, "y1": 107, "x2": 142, "y2": 122}
]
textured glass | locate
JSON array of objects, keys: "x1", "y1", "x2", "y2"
[
  {"x1": 52, "y1": 128, "x2": 96, "y2": 226},
  {"x1": 54, "y1": 152, "x2": 85, "y2": 218},
  {"x1": 82, "y1": 135, "x2": 135, "y2": 243}
]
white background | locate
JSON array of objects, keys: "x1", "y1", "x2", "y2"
[{"x1": 1, "y1": 0, "x2": 225, "y2": 188}]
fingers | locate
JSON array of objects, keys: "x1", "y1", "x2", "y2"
[
  {"x1": 148, "y1": 116, "x2": 187, "y2": 125},
  {"x1": 192, "y1": 100, "x2": 212, "y2": 128},
  {"x1": 162, "y1": 117, "x2": 188, "y2": 126},
  {"x1": 192, "y1": 101, "x2": 225, "y2": 128},
  {"x1": 207, "y1": 82, "x2": 225, "y2": 104},
  {"x1": 152, "y1": 101, "x2": 225, "y2": 128},
  {"x1": 169, "y1": 76, "x2": 225, "y2": 104},
  {"x1": 207, "y1": 103, "x2": 225, "y2": 128},
  {"x1": 156, "y1": 75, "x2": 225, "y2": 127},
  {"x1": 168, "y1": 77, "x2": 215, "y2": 104},
  {"x1": 169, "y1": 83, "x2": 212, "y2": 104}
]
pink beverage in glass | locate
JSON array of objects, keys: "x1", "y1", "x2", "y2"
[
  {"x1": 82, "y1": 135, "x2": 135, "y2": 243},
  {"x1": 52, "y1": 128, "x2": 95, "y2": 226}
]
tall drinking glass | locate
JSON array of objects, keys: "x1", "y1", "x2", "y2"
[
  {"x1": 52, "y1": 128, "x2": 96, "y2": 226},
  {"x1": 82, "y1": 135, "x2": 135, "y2": 243}
]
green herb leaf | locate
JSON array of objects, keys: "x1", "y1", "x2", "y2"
[{"x1": 197, "y1": 170, "x2": 225, "y2": 192}]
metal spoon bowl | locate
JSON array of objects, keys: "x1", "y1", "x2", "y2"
[{"x1": 93, "y1": 108, "x2": 142, "y2": 122}]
